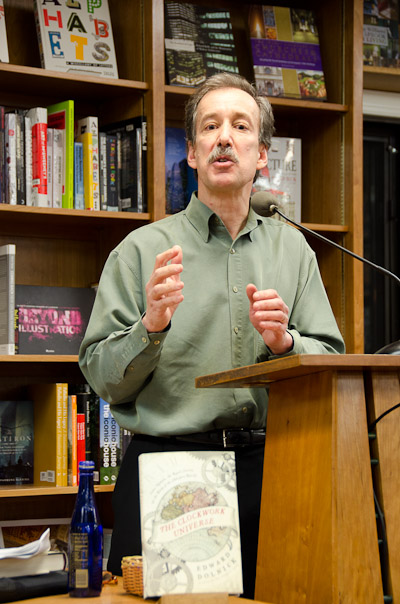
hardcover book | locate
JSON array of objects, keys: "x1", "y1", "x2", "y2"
[
  {"x1": 253, "y1": 136, "x2": 301, "y2": 223},
  {"x1": 4, "y1": 112, "x2": 17, "y2": 205},
  {"x1": 76, "y1": 116, "x2": 100, "y2": 211},
  {"x1": 139, "y1": 450, "x2": 243, "y2": 597},
  {"x1": 165, "y1": 127, "x2": 197, "y2": 214},
  {"x1": 0, "y1": 0, "x2": 9, "y2": 63},
  {"x1": 363, "y1": 0, "x2": 400, "y2": 67},
  {"x1": 47, "y1": 100, "x2": 74, "y2": 209},
  {"x1": 73, "y1": 141, "x2": 84, "y2": 210},
  {"x1": 0, "y1": 400, "x2": 34, "y2": 485},
  {"x1": 26, "y1": 107, "x2": 48, "y2": 207},
  {"x1": 164, "y1": 1, "x2": 239, "y2": 87},
  {"x1": 99, "y1": 398, "x2": 120, "y2": 485},
  {"x1": 0, "y1": 243, "x2": 15, "y2": 355},
  {"x1": 15, "y1": 284, "x2": 96, "y2": 355},
  {"x1": 248, "y1": 5, "x2": 327, "y2": 100},
  {"x1": 33, "y1": 0, "x2": 118, "y2": 79}
]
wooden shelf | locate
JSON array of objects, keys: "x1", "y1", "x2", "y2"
[
  {"x1": 364, "y1": 65, "x2": 400, "y2": 93},
  {"x1": 0, "y1": 484, "x2": 114, "y2": 497}
]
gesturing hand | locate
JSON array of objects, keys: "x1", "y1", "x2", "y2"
[
  {"x1": 142, "y1": 245, "x2": 184, "y2": 333},
  {"x1": 246, "y1": 283, "x2": 293, "y2": 355}
]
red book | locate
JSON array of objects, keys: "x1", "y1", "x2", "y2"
[
  {"x1": 26, "y1": 107, "x2": 48, "y2": 207},
  {"x1": 76, "y1": 412, "x2": 86, "y2": 484}
]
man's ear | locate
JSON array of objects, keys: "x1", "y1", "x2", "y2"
[
  {"x1": 187, "y1": 142, "x2": 197, "y2": 170},
  {"x1": 257, "y1": 145, "x2": 268, "y2": 171}
]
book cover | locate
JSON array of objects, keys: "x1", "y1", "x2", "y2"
[
  {"x1": 26, "y1": 107, "x2": 48, "y2": 207},
  {"x1": 47, "y1": 100, "x2": 74, "y2": 209},
  {"x1": 0, "y1": 106, "x2": 5, "y2": 203},
  {"x1": 0, "y1": 550, "x2": 67, "y2": 578},
  {"x1": 76, "y1": 410, "x2": 85, "y2": 484},
  {"x1": 363, "y1": 0, "x2": 400, "y2": 67},
  {"x1": 31, "y1": 383, "x2": 68, "y2": 487},
  {"x1": 0, "y1": 400, "x2": 34, "y2": 486},
  {"x1": 252, "y1": 136, "x2": 301, "y2": 223},
  {"x1": 99, "y1": 398, "x2": 120, "y2": 486},
  {"x1": 164, "y1": 2, "x2": 239, "y2": 87},
  {"x1": 47, "y1": 127, "x2": 54, "y2": 207},
  {"x1": 33, "y1": 0, "x2": 118, "y2": 79},
  {"x1": 76, "y1": 116, "x2": 100, "y2": 211},
  {"x1": 15, "y1": 284, "x2": 96, "y2": 356},
  {"x1": 4, "y1": 112, "x2": 17, "y2": 205},
  {"x1": 0, "y1": 243, "x2": 15, "y2": 355},
  {"x1": 139, "y1": 450, "x2": 243, "y2": 597},
  {"x1": 99, "y1": 132, "x2": 108, "y2": 211},
  {"x1": 15, "y1": 111, "x2": 26, "y2": 205},
  {"x1": 165, "y1": 127, "x2": 197, "y2": 214},
  {"x1": 76, "y1": 131, "x2": 94, "y2": 210},
  {"x1": 0, "y1": 0, "x2": 9, "y2": 63},
  {"x1": 52, "y1": 129, "x2": 63, "y2": 208},
  {"x1": 73, "y1": 141, "x2": 84, "y2": 210},
  {"x1": 24, "y1": 114, "x2": 32, "y2": 206},
  {"x1": 248, "y1": 5, "x2": 327, "y2": 101}
]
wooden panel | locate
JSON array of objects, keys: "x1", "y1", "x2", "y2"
[{"x1": 367, "y1": 371, "x2": 400, "y2": 602}]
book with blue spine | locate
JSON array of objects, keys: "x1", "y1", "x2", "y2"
[{"x1": 74, "y1": 141, "x2": 84, "y2": 210}]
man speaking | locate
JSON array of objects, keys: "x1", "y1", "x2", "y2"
[{"x1": 79, "y1": 72, "x2": 345, "y2": 598}]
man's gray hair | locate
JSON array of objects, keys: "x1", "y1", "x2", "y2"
[{"x1": 184, "y1": 73, "x2": 275, "y2": 149}]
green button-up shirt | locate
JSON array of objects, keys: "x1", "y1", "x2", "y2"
[{"x1": 79, "y1": 194, "x2": 345, "y2": 435}]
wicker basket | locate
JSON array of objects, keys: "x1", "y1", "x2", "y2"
[{"x1": 121, "y1": 555, "x2": 144, "y2": 596}]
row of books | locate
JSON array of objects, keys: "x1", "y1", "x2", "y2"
[
  {"x1": 0, "y1": 384, "x2": 132, "y2": 489},
  {"x1": 363, "y1": 0, "x2": 400, "y2": 68},
  {"x1": 0, "y1": 102, "x2": 147, "y2": 213}
]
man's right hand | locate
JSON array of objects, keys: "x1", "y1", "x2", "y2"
[{"x1": 142, "y1": 245, "x2": 184, "y2": 333}]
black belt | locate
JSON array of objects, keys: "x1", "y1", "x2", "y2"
[{"x1": 171, "y1": 428, "x2": 266, "y2": 448}]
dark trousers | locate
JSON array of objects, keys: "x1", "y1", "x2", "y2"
[{"x1": 108, "y1": 434, "x2": 265, "y2": 599}]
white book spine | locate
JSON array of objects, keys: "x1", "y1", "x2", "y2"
[
  {"x1": 24, "y1": 115, "x2": 32, "y2": 206},
  {"x1": 47, "y1": 127, "x2": 54, "y2": 207},
  {"x1": 77, "y1": 117, "x2": 100, "y2": 210},
  {"x1": 0, "y1": 244, "x2": 16, "y2": 355},
  {"x1": 53, "y1": 129, "x2": 63, "y2": 208},
  {"x1": 0, "y1": 0, "x2": 9, "y2": 63}
]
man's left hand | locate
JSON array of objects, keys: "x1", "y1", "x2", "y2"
[{"x1": 246, "y1": 284, "x2": 293, "y2": 355}]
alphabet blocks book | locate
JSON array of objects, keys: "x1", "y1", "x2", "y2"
[{"x1": 33, "y1": 0, "x2": 118, "y2": 79}]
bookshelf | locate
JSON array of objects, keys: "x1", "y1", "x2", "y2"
[{"x1": 0, "y1": 0, "x2": 364, "y2": 527}]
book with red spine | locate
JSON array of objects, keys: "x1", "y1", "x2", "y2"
[{"x1": 26, "y1": 107, "x2": 48, "y2": 207}]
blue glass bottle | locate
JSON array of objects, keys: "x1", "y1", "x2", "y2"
[{"x1": 68, "y1": 460, "x2": 103, "y2": 597}]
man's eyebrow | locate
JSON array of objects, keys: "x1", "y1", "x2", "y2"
[{"x1": 199, "y1": 110, "x2": 254, "y2": 123}]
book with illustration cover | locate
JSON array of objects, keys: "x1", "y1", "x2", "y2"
[
  {"x1": 248, "y1": 5, "x2": 327, "y2": 100},
  {"x1": 252, "y1": 136, "x2": 301, "y2": 223},
  {"x1": 0, "y1": 400, "x2": 34, "y2": 485},
  {"x1": 164, "y1": 1, "x2": 239, "y2": 87},
  {"x1": 33, "y1": 0, "x2": 118, "y2": 79},
  {"x1": 15, "y1": 284, "x2": 95, "y2": 355},
  {"x1": 139, "y1": 450, "x2": 243, "y2": 597},
  {"x1": 363, "y1": 0, "x2": 400, "y2": 67}
]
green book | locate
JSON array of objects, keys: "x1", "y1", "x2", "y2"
[{"x1": 47, "y1": 100, "x2": 74, "y2": 209}]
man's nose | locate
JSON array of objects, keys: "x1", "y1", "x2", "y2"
[{"x1": 217, "y1": 123, "x2": 232, "y2": 146}]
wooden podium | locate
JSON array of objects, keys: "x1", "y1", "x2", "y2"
[{"x1": 196, "y1": 355, "x2": 400, "y2": 604}]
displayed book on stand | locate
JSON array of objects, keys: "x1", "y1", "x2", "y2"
[
  {"x1": 0, "y1": 243, "x2": 15, "y2": 355},
  {"x1": 252, "y1": 136, "x2": 301, "y2": 223},
  {"x1": 15, "y1": 284, "x2": 95, "y2": 355},
  {"x1": 165, "y1": 127, "x2": 197, "y2": 213},
  {"x1": 33, "y1": 0, "x2": 118, "y2": 78},
  {"x1": 164, "y1": 1, "x2": 239, "y2": 87},
  {"x1": 0, "y1": 399, "x2": 34, "y2": 486},
  {"x1": 363, "y1": 0, "x2": 400, "y2": 67},
  {"x1": 139, "y1": 450, "x2": 243, "y2": 597},
  {"x1": 0, "y1": 0, "x2": 9, "y2": 63},
  {"x1": 248, "y1": 5, "x2": 327, "y2": 100}
]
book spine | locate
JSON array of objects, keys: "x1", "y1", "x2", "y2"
[
  {"x1": 5, "y1": 112, "x2": 17, "y2": 205},
  {"x1": 0, "y1": 244, "x2": 16, "y2": 355},
  {"x1": 106, "y1": 134, "x2": 118, "y2": 211},
  {"x1": 27, "y1": 107, "x2": 48, "y2": 207},
  {"x1": 24, "y1": 115, "x2": 32, "y2": 206},
  {"x1": 52, "y1": 129, "x2": 63, "y2": 208},
  {"x1": 73, "y1": 142, "x2": 84, "y2": 209},
  {"x1": 47, "y1": 127, "x2": 54, "y2": 207},
  {"x1": 15, "y1": 112, "x2": 26, "y2": 205},
  {"x1": 47, "y1": 101, "x2": 74, "y2": 209},
  {"x1": 99, "y1": 398, "x2": 110, "y2": 485},
  {"x1": 99, "y1": 132, "x2": 107, "y2": 211},
  {"x1": 62, "y1": 383, "x2": 68, "y2": 487},
  {"x1": 76, "y1": 412, "x2": 86, "y2": 485},
  {"x1": 68, "y1": 394, "x2": 78, "y2": 487},
  {"x1": 109, "y1": 412, "x2": 120, "y2": 485},
  {"x1": 77, "y1": 132, "x2": 94, "y2": 210},
  {"x1": 77, "y1": 117, "x2": 100, "y2": 211},
  {"x1": 56, "y1": 383, "x2": 63, "y2": 486},
  {"x1": 0, "y1": 106, "x2": 5, "y2": 203}
]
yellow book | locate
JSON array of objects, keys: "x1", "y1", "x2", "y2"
[
  {"x1": 31, "y1": 383, "x2": 68, "y2": 486},
  {"x1": 76, "y1": 131, "x2": 94, "y2": 210},
  {"x1": 68, "y1": 393, "x2": 78, "y2": 487}
]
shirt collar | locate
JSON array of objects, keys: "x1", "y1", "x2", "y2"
[{"x1": 184, "y1": 192, "x2": 263, "y2": 242}]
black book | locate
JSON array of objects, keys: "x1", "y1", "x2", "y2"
[{"x1": 0, "y1": 571, "x2": 68, "y2": 603}]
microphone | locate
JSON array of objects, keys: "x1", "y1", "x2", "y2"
[{"x1": 250, "y1": 190, "x2": 400, "y2": 355}]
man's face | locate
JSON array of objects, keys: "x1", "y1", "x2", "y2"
[{"x1": 187, "y1": 87, "x2": 268, "y2": 196}]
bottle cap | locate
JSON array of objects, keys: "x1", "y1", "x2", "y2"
[{"x1": 78, "y1": 460, "x2": 95, "y2": 470}]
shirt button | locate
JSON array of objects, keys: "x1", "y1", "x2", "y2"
[
  {"x1": 142, "y1": 337, "x2": 147, "y2": 343},
  {"x1": 128, "y1": 366, "x2": 134, "y2": 372},
  {"x1": 232, "y1": 286, "x2": 238, "y2": 293},
  {"x1": 242, "y1": 407, "x2": 248, "y2": 414},
  {"x1": 234, "y1": 326, "x2": 239, "y2": 334},
  {"x1": 154, "y1": 340, "x2": 160, "y2": 346},
  {"x1": 230, "y1": 248, "x2": 236, "y2": 254}
]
